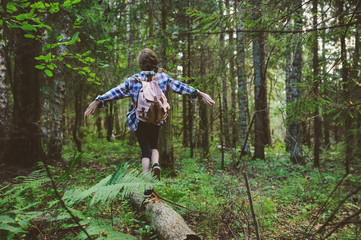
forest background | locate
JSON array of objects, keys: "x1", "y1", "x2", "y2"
[{"x1": 0, "y1": 0, "x2": 361, "y2": 239}]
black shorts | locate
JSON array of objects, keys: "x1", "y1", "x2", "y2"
[{"x1": 135, "y1": 121, "x2": 160, "y2": 159}]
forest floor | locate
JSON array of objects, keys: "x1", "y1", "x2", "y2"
[{"x1": 0, "y1": 136, "x2": 360, "y2": 239}]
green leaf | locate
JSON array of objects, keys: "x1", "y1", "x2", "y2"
[
  {"x1": 47, "y1": 64, "x2": 54, "y2": 70},
  {"x1": 6, "y1": 2, "x2": 17, "y2": 12},
  {"x1": 15, "y1": 14, "x2": 29, "y2": 21},
  {"x1": 35, "y1": 65, "x2": 45, "y2": 69},
  {"x1": 30, "y1": 2, "x2": 45, "y2": 9},
  {"x1": 0, "y1": 20, "x2": 3, "y2": 26},
  {"x1": 21, "y1": 24, "x2": 37, "y2": 32},
  {"x1": 44, "y1": 69, "x2": 53, "y2": 77},
  {"x1": 24, "y1": 34, "x2": 35, "y2": 39}
]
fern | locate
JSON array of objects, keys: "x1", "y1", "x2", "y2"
[
  {"x1": 64, "y1": 163, "x2": 158, "y2": 207},
  {"x1": 76, "y1": 218, "x2": 136, "y2": 240},
  {"x1": 0, "y1": 165, "x2": 53, "y2": 239}
]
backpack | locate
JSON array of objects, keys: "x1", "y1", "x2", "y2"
[{"x1": 133, "y1": 73, "x2": 170, "y2": 125}]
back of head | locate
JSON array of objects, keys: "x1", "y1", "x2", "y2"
[{"x1": 137, "y1": 48, "x2": 158, "y2": 71}]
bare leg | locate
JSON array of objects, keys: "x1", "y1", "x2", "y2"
[
  {"x1": 142, "y1": 157, "x2": 151, "y2": 172},
  {"x1": 151, "y1": 149, "x2": 159, "y2": 165}
]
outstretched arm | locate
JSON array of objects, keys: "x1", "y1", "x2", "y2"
[
  {"x1": 167, "y1": 75, "x2": 215, "y2": 106},
  {"x1": 84, "y1": 79, "x2": 131, "y2": 117}
]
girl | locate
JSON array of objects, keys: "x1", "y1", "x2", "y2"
[{"x1": 84, "y1": 48, "x2": 215, "y2": 197}]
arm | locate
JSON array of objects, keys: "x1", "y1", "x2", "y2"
[
  {"x1": 84, "y1": 79, "x2": 131, "y2": 117},
  {"x1": 167, "y1": 76, "x2": 215, "y2": 106}
]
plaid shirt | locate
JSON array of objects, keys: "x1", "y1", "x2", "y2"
[{"x1": 95, "y1": 70, "x2": 200, "y2": 131}]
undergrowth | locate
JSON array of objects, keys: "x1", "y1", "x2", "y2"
[{"x1": 0, "y1": 138, "x2": 359, "y2": 239}]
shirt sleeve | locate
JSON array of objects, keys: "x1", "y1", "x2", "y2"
[
  {"x1": 95, "y1": 78, "x2": 131, "y2": 106},
  {"x1": 166, "y1": 75, "x2": 200, "y2": 101}
]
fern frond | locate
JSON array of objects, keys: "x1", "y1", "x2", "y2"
[
  {"x1": 64, "y1": 163, "x2": 159, "y2": 207},
  {"x1": 76, "y1": 218, "x2": 136, "y2": 240}
]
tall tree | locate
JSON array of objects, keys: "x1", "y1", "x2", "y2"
[
  {"x1": 228, "y1": 0, "x2": 238, "y2": 147},
  {"x1": 251, "y1": 0, "x2": 271, "y2": 160},
  {"x1": 312, "y1": 0, "x2": 321, "y2": 168},
  {"x1": 47, "y1": 22, "x2": 67, "y2": 161},
  {"x1": 236, "y1": 1, "x2": 249, "y2": 156},
  {"x1": 158, "y1": 0, "x2": 175, "y2": 172},
  {"x1": 3, "y1": 1, "x2": 45, "y2": 167},
  {"x1": 0, "y1": 25, "x2": 10, "y2": 162},
  {"x1": 337, "y1": 0, "x2": 352, "y2": 174},
  {"x1": 199, "y1": 43, "x2": 210, "y2": 158},
  {"x1": 220, "y1": 0, "x2": 230, "y2": 147},
  {"x1": 287, "y1": 0, "x2": 304, "y2": 164}
]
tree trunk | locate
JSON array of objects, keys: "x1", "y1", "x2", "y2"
[
  {"x1": 252, "y1": 0, "x2": 270, "y2": 160},
  {"x1": 4, "y1": 15, "x2": 45, "y2": 167},
  {"x1": 48, "y1": 28, "x2": 67, "y2": 162},
  {"x1": 73, "y1": 82, "x2": 82, "y2": 152},
  {"x1": 106, "y1": 102, "x2": 114, "y2": 142},
  {"x1": 187, "y1": 3, "x2": 195, "y2": 158},
  {"x1": 114, "y1": 104, "x2": 121, "y2": 140},
  {"x1": 158, "y1": 0, "x2": 175, "y2": 173},
  {"x1": 353, "y1": 14, "x2": 361, "y2": 156},
  {"x1": 96, "y1": 116, "x2": 103, "y2": 139},
  {"x1": 220, "y1": 0, "x2": 230, "y2": 147},
  {"x1": 321, "y1": 1, "x2": 330, "y2": 148},
  {"x1": 288, "y1": 1, "x2": 304, "y2": 164},
  {"x1": 312, "y1": 0, "x2": 321, "y2": 168},
  {"x1": 338, "y1": 1, "x2": 352, "y2": 174},
  {"x1": 237, "y1": 0, "x2": 250, "y2": 157},
  {"x1": 130, "y1": 191, "x2": 200, "y2": 240},
  {"x1": 182, "y1": 39, "x2": 189, "y2": 147},
  {"x1": 285, "y1": 19, "x2": 293, "y2": 152},
  {"x1": 0, "y1": 27, "x2": 10, "y2": 163},
  {"x1": 199, "y1": 45, "x2": 209, "y2": 158},
  {"x1": 229, "y1": 0, "x2": 238, "y2": 147}
]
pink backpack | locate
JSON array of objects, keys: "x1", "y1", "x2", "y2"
[{"x1": 133, "y1": 74, "x2": 170, "y2": 125}]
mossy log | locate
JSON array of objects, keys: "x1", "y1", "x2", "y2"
[{"x1": 130, "y1": 190, "x2": 200, "y2": 240}]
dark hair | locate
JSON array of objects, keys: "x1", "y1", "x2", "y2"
[{"x1": 137, "y1": 48, "x2": 158, "y2": 71}]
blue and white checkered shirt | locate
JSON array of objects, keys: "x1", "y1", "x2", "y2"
[{"x1": 95, "y1": 70, "x2": 200, "y2": 131}]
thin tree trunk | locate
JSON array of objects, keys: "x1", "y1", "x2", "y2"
[
  {"x1": 220, "y1": 0, "x2": 230, "y2": 147},
  {"x1": 106, "y1": 102, "x2": 114, "y2": 142},
  {"x1": 0, "y1": 27, "x2": 10, "y2": 162},
  {"x1": 4, "y1": 12, "x2": 44, "y2": 167},
  {"x1": 252, "y1": 0, "x2": 270, "y2": 160},
  {"x1": 114, "y1": 104, "x2": 121, "y2": 140},
  {"x1": 321, "y1": 1, "x2": 330, "y2": 147},
  {"x1": 338, "y1": 1, "x2": 352, "y2": 174},
  {"x1": 288, "y1": 1, "x2": 304, "y2": 164},
  {"x1": 73, "y1": 82, "x2": 82, "y2": 152},
  {"x1": 312, "y1": 0, "x2": 321, "y2": 168},
  {"x1": 96, "y1": 116, "x2": 103, "y2": 139},
  {"x1": 237, "y1": 0, "x2": 250, "y2": 157},
  {"x1": 199, "y1": 44, "x2": 209, "y2": 159},
  {"x1": 285, "y1": 19, "x2": 293, "y2": 152},
  {"x1": 228, "y1": 0, "x2": 238, "y2": 147},
  {"x1": 187, "y1": 2, "x2": 195, "y2": 157},
  {"x1": 353, "y1": 15, "x2": 361, "y2": 155}
]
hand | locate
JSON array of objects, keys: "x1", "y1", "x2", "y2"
[
  {"x1": 199, "y1": 91, "x2": 215, "y2": 106},
  {"x1": 84, "y1": 101, "x2": 100, "y2": 117}
]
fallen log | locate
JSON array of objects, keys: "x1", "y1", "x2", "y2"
[{"x1": 130, "y1": 190, "x2": 200, "y2": 240}]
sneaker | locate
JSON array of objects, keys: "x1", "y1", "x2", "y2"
[
  {"x1": 143, "y1": 189, "x2": 154, "y2": 198},
  {"x1": 152, "y1": 163, "x2": 161, "y2": 181}
]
